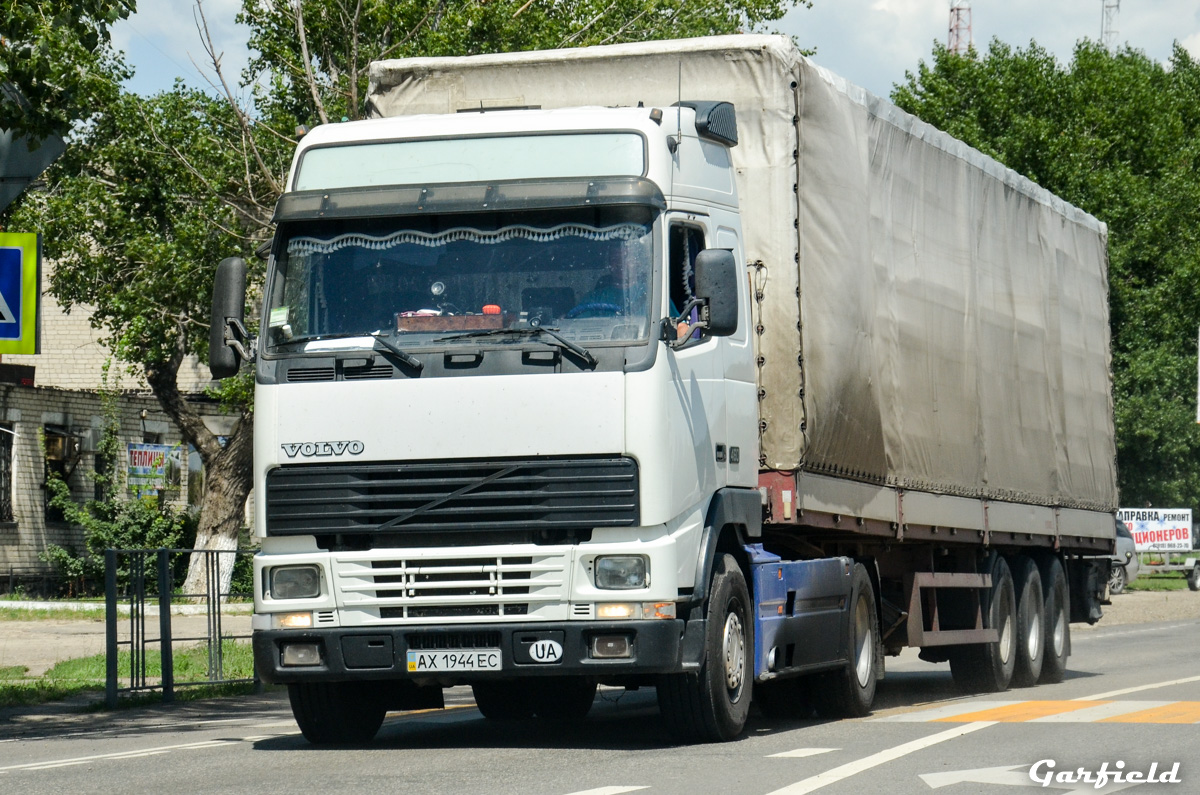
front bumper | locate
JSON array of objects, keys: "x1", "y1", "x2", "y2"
[{"x1": 254, "y1": 619, "x2": 702, "y2": 684}]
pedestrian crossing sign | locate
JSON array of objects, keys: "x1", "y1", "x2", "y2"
[{"x1": 0, "y1": 233, "x2": 40, "y2": 354}]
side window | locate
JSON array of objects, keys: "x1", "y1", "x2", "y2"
[
  {"x1": 43, "y1": 425, "x2": 81, "y2": 523},
  {"x1": 668, "y1": 225, "x2": 705, "y2": 331}
]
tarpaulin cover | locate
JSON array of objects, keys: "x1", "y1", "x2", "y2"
[{"x1": 368, "y1": 35, "x2": 1118, "y2": 512}]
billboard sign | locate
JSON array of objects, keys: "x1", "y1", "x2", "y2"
[
  {"x1": 1117, "y1": 508, "x2": 1194, "y2": 552},
  {"x1": 127, "y1": 443, "x2": 183, "y2": 495}
]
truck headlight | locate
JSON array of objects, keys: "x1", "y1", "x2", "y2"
[
  {"x1": 269, "y1": 565, "x2": 321, "y2": 599},
  {"x1": 595, "y1": 556, "x2": 648, "y2": 589}
]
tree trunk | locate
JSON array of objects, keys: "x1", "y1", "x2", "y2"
[
  {"x1": 181, "y1": 417, "x2": 254, "y2": 599},
  {"x1": 144, "y1": 346, "x2": 255, "y2": 601}
]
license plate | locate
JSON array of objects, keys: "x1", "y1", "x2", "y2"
[{"x1": 406, "y1": 649, "x2": 501, "y2": 672}]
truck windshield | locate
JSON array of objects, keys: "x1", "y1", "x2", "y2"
[{"x1": 265, "y1": 209, "x2": 656, "y2": 351}]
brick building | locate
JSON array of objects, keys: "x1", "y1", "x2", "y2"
[{"x1": 0, "y1": 276, "x2": 233, "y2": 576}]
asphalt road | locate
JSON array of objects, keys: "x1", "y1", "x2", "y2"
[{"x1": 1, "y1": 615, "x2": 1197, "y2": 794}]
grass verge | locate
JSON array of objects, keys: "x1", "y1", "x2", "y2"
[
  {"x1": 0, "y1": 606, "x2": 106, "y2": 621},
  {"x1": 1126, "y1": 574, "x2": 1188, "y2": 592},
  {"x1": 0, "y1": 639, "x2": 255, "y2": 709}
]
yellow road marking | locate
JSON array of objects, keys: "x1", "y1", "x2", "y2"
[
  {"x1": 933, "y1": 701, "x2": 1109, "y2": 722},
  {"x1": 1098, "y1": 702, "x2": 1200, "y2": 724}
]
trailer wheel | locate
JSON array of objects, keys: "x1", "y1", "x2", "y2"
[
  {"x1": 657, "y1": 553, "x2": 752, "y2": 742},
  {"x1": 810, "y1": 563, "x2": 880, "y2": 718},
  {"x1": 1107, "y1": 564, "x2": 1127, "y2": 595},
  {"x1": 288, "y1": 682, "x2": 386, "y2": 745},
  {"x1": 949, "y1": 554, "x2": 1016, "y2": 693},
  {"x1": 472, "y1": 682, "x2": 536, "y2": 720},
  {"x1": 1037, "y1": 556, "x2": 1070, "y2": 684},
  {"x1": 1189, "y1": 564, "x2": 1200, "y2": 592},
  {"x1": 1010, "y1": 555, "x2": 1044, "y2": 688},
  {"x1": 531, "y1": 678, "x2": 597, "y2": 721}
]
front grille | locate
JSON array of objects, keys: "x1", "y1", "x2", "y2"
[
  {"x1": 334, "y1": 550, "x2": 566, "y2": 623},
  {"x1": 406, "y1": 632, "x2": 502, "y2": 650},
  {"x1": 343, "y1": 364, "x2": 393, "y2": 380},
  {"x1": 287, "y1": 366, "x2": 336, "y2": 382},
  {"x1": 266, "y1": 456, "x2": 639, "y2": 537}
]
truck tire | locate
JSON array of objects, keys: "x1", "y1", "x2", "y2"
[
  {"x1": 1037, "y1": 555, "x2": 1070, "y2": 684},
  {"x1": 288, "y1": 681, "x2": 387, "y2": 745},
  {"x1": 531, "y1": 678, "x2": 597, "y2": 721},
  {"x1": 472, "y1": 682, "x2": 536, "y2": 720},
  {"x1": 1108, "y1": 564, "x2": 1127, "y2": 595},
  {"x1": 1189, "y1": 564, "x2": 1200, "y2": 592},
  {"x1": 810, "y1": 563, "x2": 880, "y2": 718},
  {"x1": 949, "y1": 554, "x2": 1016, "y2": 693},
  {"x1": 657, "y1": 553, "x2": 752, "y2": 742},
  {"x1": 1010, "y1": 555, "x2": 1045, "y2": 688}
]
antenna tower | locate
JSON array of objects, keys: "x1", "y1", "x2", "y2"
[
  {"x1": 1101, "y1": 0, "x2": 1120, "y2": 50},
  {"x1": 948, "y1": 2, "x2": 972, "y2": 56}
]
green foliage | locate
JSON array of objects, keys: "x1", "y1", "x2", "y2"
[
  {"x1": 0, "y1": 1, "x2": 134, "y2": 140},
  {"x1": 893, "y1": 40, "x2": 1200, "y2": 510},
  {"x1": 39, "y1": 476, "x2": 196, "y2": 594}
]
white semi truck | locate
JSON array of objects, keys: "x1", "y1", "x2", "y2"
[{"x1": 210, "y1": 36, "x2": 1117, "y2": 744}]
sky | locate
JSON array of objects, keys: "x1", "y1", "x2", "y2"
[{"x1": 114, "y1": 1, "x2": 1200, "y2": 102}]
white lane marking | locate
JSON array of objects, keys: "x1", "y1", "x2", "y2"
[
  {"x1": 1030, "y1": 701, "x2": 1170, "y2": 722},
  {"x1": 918, "y1": 764, "x2": 1029, "y2": 789},
  {"x1": 919, "y1": 764, "x2": 1138, "y2": 792},
  {"x1": 873, "y1": 701, "x2": 1012, "y2": 723},
  {"x1": 768, "y1": 748, "x2": 840, "y2": 759},
  {"x1": 561, "y1": 788, "x2": 649, "y2": 795},
  {"x1": 766, "y1": 722, "x2": 995, "y2": 795},
  {"x1": 0, "y1": 738, "x2": 239, "y2": 774},
  {"x1": 1079, "y1": 674, "x2": 1200, "y2": 701}
]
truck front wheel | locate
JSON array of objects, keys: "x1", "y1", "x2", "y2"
[
  {"x1": 949, "y1": 554, "x2": 1016, "y2": 693},
  {"x1": 657, "y1": 553, "x2": 752, "y2": 742},
  {"x1": 288, "y1": 681, "x2": 387, "y2": 745},
  {"x1": 472, "y1": 682, "x2": 536, "y2": 720}
]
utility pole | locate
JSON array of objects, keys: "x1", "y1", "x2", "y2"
[
  {"x1": 1101, "y1": 0, "x2": 1120, "y2": 50},
  {"x1": 949, "y1": 2, "x2": 973, "y2": 56}
]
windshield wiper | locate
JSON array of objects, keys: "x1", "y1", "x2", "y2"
[
  {"x1": 437, "y1": 327, "x2": 597, "y2": 367},
  {"x1": 280, "y1": 331, "x2": 423, "y2": 371}
]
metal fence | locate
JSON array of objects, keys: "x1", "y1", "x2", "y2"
[
  {"x1": 104, "y1": 548, "x2": 257, "y2": 707},
  {"x1": 3, "y1": 567, "x2": 96, "y2": 599}
]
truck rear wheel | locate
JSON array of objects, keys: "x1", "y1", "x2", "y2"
[
  {"x1": 472, "y1": 682, "x2": 536, "y2": 720},
  {"x1": 1010, "y1": 555, "x2": 1044, "y2": 688},
  {"x1": 1037, "y1": 555, "x2": 1070, "y2": 684},
  {"x1": 949, "y1": 554, "x2": 1016, "y2": 693},
  {"x1": 657, "y1": 553, "x2": 752, "y2": 742},
  {"x1": 288, "y1": 681, "x2": 387, "y2": 745},
  {"x1": 810, "y1": 563, "x2": 879, "y2": 718}
]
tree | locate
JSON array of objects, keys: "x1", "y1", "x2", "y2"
[
  {"x1": 0, "y1": 1, "x2": 135, "y2": 140},
  {"x1": 8, "y1": 0, "x2": 812, "y2": 593},
  {"x1": 892, "y1": 39, "x2": 1200, "y2": 509}
]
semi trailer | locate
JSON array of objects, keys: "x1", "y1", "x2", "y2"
[{"x1": 210, "y1": 35, "x2": 1117, "y2": 744}]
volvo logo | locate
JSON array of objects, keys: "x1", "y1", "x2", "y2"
[{"x1": 281, "y1": 440, "x2": 364, "y2": 458}]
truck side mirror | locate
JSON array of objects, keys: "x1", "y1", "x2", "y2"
[
  {"x1": 694, "y1": 249, "x2": 738, "y2": 338},
  {"x1": 210, "y1": 257, "x2": 248, "y2": 379}
]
